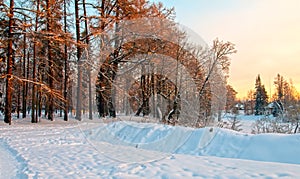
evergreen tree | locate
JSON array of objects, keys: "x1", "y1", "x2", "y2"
[{"x1": 254, "y1": 75, "x2": 268, "y2": 115}]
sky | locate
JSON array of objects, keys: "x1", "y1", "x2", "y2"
[{"x1": 157, "y1": 0, "x2": 300, "y2": 99}]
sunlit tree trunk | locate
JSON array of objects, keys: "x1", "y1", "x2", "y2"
[
  {"x1": 31, "y1": 0, "x2": 40, "y2": 123},
  {"x1": 46, "y1": 0, "x2": 54, "y2": 121},
  {"x1": 4, "y1": 0, "x2": 14, "y2": 125}
]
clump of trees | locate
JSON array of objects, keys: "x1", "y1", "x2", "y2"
[
  {"x1": 1, "y1": 0, "x2": 236, "y2": 128},
  {"x1": 0, "y1": 0, "x2": 176, "y2": 124},
  {"x1": 1, "y1": 0, "x2": 75, "y2": 124},
  {"x1": 95, "y1": 19, "x2": 236, "y2": 127},
  {"x1": 245, "y1": 74, "x2": 300, "y2": 133}
]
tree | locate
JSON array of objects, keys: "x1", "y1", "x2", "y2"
[
  {"x1": 254, "y1": 74, "x2": 268, "y2": 115},
  {"x1": 63, "y1": 0, "x2": 69, "y2": 121},
  {"x1": 0, "y1": 0, "x2": 73, "y2": 123},
  {"x1": 4, "y1": 0, "x2": 14, "y2": 125},
  {"x1": 95, "y1": 0, "x2": 175, "y2": 118},
  {"x1": 82, "y1": 0, "x2": 93, "y2": 120},
  {"x1": 244, "y1": 90, "x2": 255, "y2": 115},
  {"x1": 274, "y1": 74, "x2": 284, "y2": 101},
  {"x1": 30, "y1": 0, "x2": 39, "y2": 123},
  {"x1": 21, "y1": 15, "x2": 28, "y2": 119},
  {"x1": 225, "y1": 84, "x2": 237, "y2": 113},
  {"x1": 46, "y1": 0, "x2": 54, "y2": 121},
  {"x1": 272, "y1": 75, "x2": 299, "y2": 121},
  {"x1": 75, "y1": 0, "x2": 83, "y2": 121},
  {"x1": 196, "y1": 39, "x2": 236, "y2": 127},
  {"x1": 272, "y1": 74, "x2": 289, "y2": 117}
]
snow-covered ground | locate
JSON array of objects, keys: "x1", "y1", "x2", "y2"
[{"x1": 1, "y1": 115, "x2": 300, "y2": 178}]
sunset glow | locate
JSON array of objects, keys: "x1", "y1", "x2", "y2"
[{"x1": 160, "y1": 0, "x2": 300, "y2": 99}]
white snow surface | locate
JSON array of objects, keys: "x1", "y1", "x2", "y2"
[{"x1": 0, "y1": 116, "x2": 300, "y2": 178}]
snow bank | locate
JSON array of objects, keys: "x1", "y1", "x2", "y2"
[
  {"x1": 1, "y1": 119, "x2": 300, "y2": 178},
  {"x1": 87, "y1": 121, "x2": 300, "y2": 164}
]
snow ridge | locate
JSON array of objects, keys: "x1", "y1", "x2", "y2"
[{"x1": 87, "y1": 121, "x2": 300, "y2": 165}]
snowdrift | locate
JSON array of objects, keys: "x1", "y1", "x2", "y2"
[
  {"x1": 87, "y1": 121, "x2": 300, "y2": 164},
  {"x1": 1, "y1": 119, "x2": 300, "y2": 178}
]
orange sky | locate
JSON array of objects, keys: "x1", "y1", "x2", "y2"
[{"x1": 159, "y1": 0, "x2": 300, "y2": 99}]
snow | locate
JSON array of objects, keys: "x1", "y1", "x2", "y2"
[
  {"x1": 223, "y1": 113, "x2": 270, "y2": 133},
  {"x1": 1, "y1": 116, "x2": 300, "y2": 178}
]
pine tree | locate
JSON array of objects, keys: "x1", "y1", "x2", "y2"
[
  {"x1": 4, "y1": 0, "x2": 14, "y2": 125},
  {"x1": 254, "y1": 75, "x2": 268, "y2": 115}
]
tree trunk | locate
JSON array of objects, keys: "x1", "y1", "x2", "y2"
[
  {"x1": 83, "y1": 0, "x2": 93, "y2": 120},
  {"x1": 63, "y1": 0, "x2": 69, "y2": 121},
  {"x1": 22, "y1": 21, "x2": 27, "y2": 118},
  {"x1": 46, "y1": 0, "x2": 54, "y2": 121},
  {"x1": 125, "y1": 76, "x2": 130, "y2": 115},
  {"x1": 150, "y1": 64, "x2": 156, "y2": 118},
  {"x1": 26, "y1": 44, "x2": 30, "y2": 115},
  {"x1": 75, "y1": 0, "x2": 82, "y2": 121},
  {"x1": 4, "y1": 0, "x2": 14, "y2": 125},
  {"x1": 17, "y1": 84, "x2": 20, "y2": 118},
  {"x1": 136, "y1": 65, "x2": 150, "y2": 116},
  {"x1": 31, "y1": 0, "x2": 40, "y2": 123}
]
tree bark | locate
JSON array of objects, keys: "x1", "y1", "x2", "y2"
[
  {"x1": 22, "y1": 20, "x2": 27, "y2": 118},
  {"x1": 63, "y1": 0, "x2": 69, "y2": 121},
  {"x1": 31, "y1": 0, "x2": 40, "y2": 123},
  {"x1": 26, "y1": 44, "x2": 30, "y2": 115},
  {"x1": 46, "y1": 0, "x2": 54, "y2": 121},
  {"x1": 4, "y1": 0, "x2": 14, "y2": 125},
  {"x1": 83, "y1": 0, "x2": 93, "y2": 120},
  {"x1": 17, "y1": 84, "x2": 20, "y2": 118},
  {"x1": 75, "y1": 0, "x2": 82, "y2": 121}
]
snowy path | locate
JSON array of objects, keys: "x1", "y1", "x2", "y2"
[
  {"x1": 0, "y1": 119, "x2": 300, "y2": 178},
  {"x1": 0, "y1": 140, "x2": 19, "y2": 178}
]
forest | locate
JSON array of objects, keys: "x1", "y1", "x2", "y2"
[{"x1": 0, "y1": 0, "x2": 238, "y2": 127}]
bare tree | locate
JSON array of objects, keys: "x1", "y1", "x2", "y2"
[{"x1": 196, "y1": 39, "x2": 236, "y2": 127}]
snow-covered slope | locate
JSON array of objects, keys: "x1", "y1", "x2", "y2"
[
  {"x1": 87, "y1": 121, "x2": 300, "y2": 164},
  {"x1": 1, "y1": 118, "x2": 300, "y2": 178}
]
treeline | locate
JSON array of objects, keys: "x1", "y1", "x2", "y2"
[
  {"x1": 1, "y1": 0, "x2": 237, "y2": 127},
  {"x1": 224, "y1": 73, "x2": 300, "y2": 133},
  {"x1": 236, "y1": 74, "x2": 300, "y2": 118}
]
